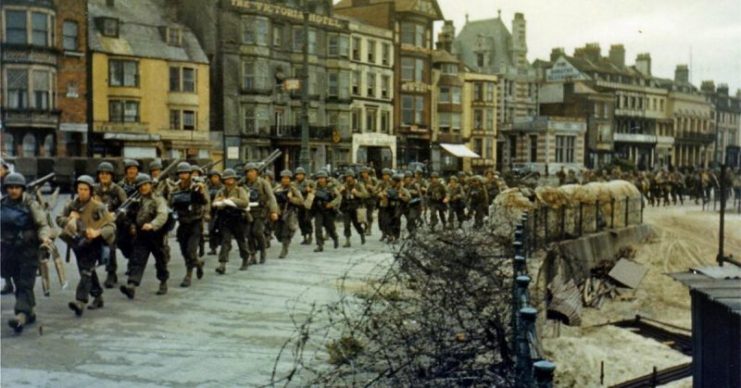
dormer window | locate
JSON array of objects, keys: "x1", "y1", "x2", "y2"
[
  {"x1": 101, "y1": 17, "x2": 119, "y2": 37},
  {"x1": 166, "y1": 27, "x2": 182, "y2": 46}
]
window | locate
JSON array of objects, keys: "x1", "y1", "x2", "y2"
[
  {"x1": 477, "y1": 53, "x2": 485, "y2": 67},
  {"x1": 167, "y1": 27, "x2": 182, "y2": 46},
  {"x1": 273, "y1": 108, "x2": 285, "y2": 135},
  {"x1": 401, "y1": 22, "x2": 425, "y2": 48},
  {"x1": 243, "y1": 16, "x2": 269, "y2": 46},
  {"x1": 272, "y1": 25, "x2": 282, "y2": 47},
  {"x1": 7, "y1": 69, "x2": 28, "y2": 109},
  {"x1": 292, "y1": 27, "x2": 303, "y2": 52},
  {"x1": 439, "y1": 113, "x2": 450, "y2": 132},
  {"x1": 243, "y1": 61, "x2": 255, "y2": 89},
  {"x1": 451, "y1": 113, "x2": 461, "y2": 131},
  {"x1": 474, "y1": 110, "x2": 483, "y2": 129},
  {"x1": 352, "y1": 70, "x2": 361, "y2": 96},
  {"x1": 474, "y1": 82, "x2": 484, "y2": 101},
  {"x1": 4, "y1": 135, "x2": 15, "y2": 156},
  {"x1": 170, "y1": 109, "x2": 180, "y2": 129},
  {"x1": 367, "y1": 72, "x2": 376, "y2": 97},
  {"x1": 169, "y1": 67, "x2": 180, "y2": 91},
  {"x1": 243, "y1": 105, "x2": 256, "y2": 133},
  {"x1": 451, "y1": 87, "x2": 461, "y2": 104},
  {"x1": 63, "y1": 21, "x2": 78, "y2": 50},
  {"x1": 338, "y1": 35, "x2": 349, "y2": 58},
  {"x1": 22, "y1": 134, "x2": 36, "y2": 157},
  {"x1": 367, "y1": 40, "x2": 376, "y2": 63},
  {"x1": 366, "y1": 108, "x2": 377, "y2": 132},
  {"x1": 352, "y1": 37, "x2": 361, "y2": 60},
  {"x1": 328, "y1": 72, "x2": 338, "y2": 98},
  {"x1": 555, "y1": 135, "x2": 575, "y2": 163},
  {"x1": 307, "y1": 28, "x2": 317, "y2": 54},
  {"x1": 109, "y1": 100, "x2": 139, "y2": 122},
  {"x1": 485, "y1": 139, "x2": 493, "y2": 159},
  {"x1": 382, "y1": 43, "x2": 390, "y2": 65},
  {"x1": 442, "y1": 64, "x2": 457, "y2": 75},
  {"x1": 439, "y1": 87, "x2": 450, "y2": 103},
  {"x1": 381, "y1": 75, "x2": 390, "y2": 99},
  {"x1": 530, "y1": 135, "x2": 537, "y2": 163},
  {"x1": 102, "y1": 18, "x2": 119, "y2": 37},
  {"x1": 328, "y1": 34, "x2": 339, "y2": 56},
  {"x1": 32, "y1": 70, "x2": 51, "y2": 109},
  {"x1": 486, "y1": 109, "x2": 495, "y2": 131},
  {"x1": 31, "y1": 12, "x2": 49, "y2": 46},
  {"x1": 109, "y1": 60, "x2": 138, "y2": 87},
  {"x1": 401, "y1": 57, "x2": 424, "y2": 82},
  {"x1": 486, "y1": 83, "x2": 495, "y2": 102},
  {"x1": 401, "y1": 94, "x2": 424, "y2": 125},
  {"x1": 474, "y1": 139, "x2": 483, "y2": 156},
  {"x1": 509, "y1": 135, "x2": 517, "y2": 160},
  {"x1": 381, "y1": 110, "x2": 390, "y2": 133},
  {"x1": 183, "y1": 110, "x2": 195, "y2": 130},
  {"x1": 352, "y1": 108, "x2": 361, "y2": 132},
  {"x1": 6, "y1": 10, "x2": 27, "y2": 44},
  {"x1": 182, "y1": 68, "x2": 195, "y2": 92}
]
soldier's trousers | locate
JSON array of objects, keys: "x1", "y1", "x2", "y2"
[
  {"x1": 314, "y1": 210, "x2": 338, "y2": 246},
  {"x1": 73, "y1": 239, "x2": 104, "y2": 303},
  {"x1": 472, "y1": 206, "x2": 486, "y2": 228},
  {"x1": 116, "y1": 221, "x2": 135, "y2": 260},
  {"x1": 365, "y1": 200, "x2": 376, "y2": 228},
  {"x1": 1, "y1": 243, "x2": 38, "y2": 316},
  {"x1": 298, "y1": 207, "x2": 313, "y2": 237},
  {"x1": 176, "y1": 220, "x2": 202, "y2": 270},
  {"x1": 342, "y1": 207, "x2": 365, "y2": 238},
  {"x1": 246, "y1": 211, "x2": 266, "y2": 255},
  {"x1": 128, "y1": 232, "x2": 169, "y2": 286},
  {"x1": 208, "y1": 215, "x2": 221, "y2": 252},
  {"x1": 219, "y1": 217, "x2": 249, "y2": 263},
  {"x1": 429, "y1": 204, "x2": 447, "y2": 229},
  {"x1": 405, "y1": 205, "x2": 422, "y2": 235},
  {"x1": 379, "y1": 206, "x2": 401, "y2": 239},
  {"x1": 275, "y1": 211, "x2": 298, "y2": 243},
  {"x1": 105, "y1": 241, "x2": 118, "y2": 274},
  {"x1": 448, "y1": 204, "x2": 465, "y2": 228}
]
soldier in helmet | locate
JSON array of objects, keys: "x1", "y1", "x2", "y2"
[
  {"x1": 94, "y1": 161, "x2": 128, "y2": 289},
  {"x1": 403, "y1": 171, "x2": 423, "y2": 237},
  {"x1": 57, "y1": 175, "x2": 116, "y2": 316},
  {"x1": 467, "y1": 176, "x2": 490, "y2": 228},
  {"x1": 168, "y1": 162, "x2": 209, "y2": 287},
  {"x1": 446, "y1": 175, "x2": 466, "y2": 229},
  {"x1": 213, "y1": 169, "x2": 251, "y2": 273},
  {"x1": 358, "y1": 166, "x2": 378, "y2": 236},
  {"x1": 378, "y1": 174, "x2": 410, "y2": 242},
  {"x1": 149, "y1": 160, "x2": 173, "y2": 198},
  {"x1": 0, "y1": 159, "x2": 14, "y2": 296},
  {"x1": 116, "y1": 160, "x2": 141, "y2": 263},
  {"x1": 242, "y1": 163, "x2": 279, "y2": 265},
  {"x1": 273, "y1": 169, "x2": 305, "y2": 258},
  {"x1": 119, "y1": 159, "x2": 140, "y2": 197},
  {"x1": 294, "y1": 167, "x2": 314, "y2": 245},
  {"x1": 307, "y1": 170, "x2": 341, "y2": 252},
  {"x1": 206, "y1": 170, "x2": 223, "y2": 255},
  {"x1": 374, "y1": 168, "x2": 394, "y2": 241},
  {"x1": 1, "y1": 173, "x2": 52, "y2": 333},
  {"x1": 119, "y1": 174, "x2": 171, "y2": 299},
  {"x1": 339, "y1": 169, "x2": 368, "y2": 247},
  {"x1": 426, "y1": 172, "x2": 448, "y2": 231}
]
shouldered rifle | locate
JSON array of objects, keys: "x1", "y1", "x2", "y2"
[
  {"x1": 200, "y1": 159, "x2": 222, "y2": 172},
  {"x1": 27, "y1": 172, "x2": 55, "y2": 191},
  {"x1": 238, "y1": 150, "x2": 282, "y2": 184},
  {"x1": 117, "y1": 159, "x2": 182, "y2": 216}
]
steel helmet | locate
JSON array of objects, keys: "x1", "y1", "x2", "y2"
[
  {"x1": 76, "y1": 175, "x2": 96, "y2": 189},
  {"x1": 135, "y1": 173, "x2": 152, "y2": 187},
  {"x1": 4, "y1": 172, "x2": 26, "y2": 187},
  {"x1": 97, "y1": 162, "x2": 115, "y2": 173},
  {"x1": 176, "y1": 162, "x2": 192, "y2": 174},
  {"x1": 280, "y1": 169, "x2": 293, "y2": 178}
]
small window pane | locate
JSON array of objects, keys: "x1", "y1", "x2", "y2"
[
  {"x1": 63, "y1": 21, "x2": 78, "y2": 50},
  {"x1": 169, "y1": 67, "x2": 180, "y2": 91},
  {"x1": 170, "y1": 110, "x2": 180, "y2": 129},
  {"x1": 182, "y1": 68, "x2": 195, "y2": 92},
  {"x1": 183, "y1": 111, "x2": 195, "y2": 130},
  {"x1": 32, "y1": 12, "x2": 48, "y2": 46},
  {"x1": 6, "y1": 11, "x2": 27, "y2": 44}
]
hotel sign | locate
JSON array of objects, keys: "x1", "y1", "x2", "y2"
[{"x1": 230, "y1": 0, "x2": 345, "y2": 29}]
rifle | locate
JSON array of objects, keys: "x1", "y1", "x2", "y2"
[
  {"x1": 117, "y1": 159, "x2": 182, "y2": 216},
  {"x1": 200, "y1": 159, "x2": 223, "y2": 172},
  {"x1": 238, "y1": 150, "x2": 282, "y2": 185},
  {"x1": 27, "y1": 172, "x2": 55, "y2": 191}
]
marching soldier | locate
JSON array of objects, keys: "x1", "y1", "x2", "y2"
[
  {"x1": 119, "y1": 159, "x2": 140, "y2": 197},
  {"x1": 294, "y1": 167, "x2": 314, "y2": 245},
  {"x1": 0, "y1": 159, "x2": 13, "y2": 295},
  {"x1": 273, "y1": 170, "x2": 305, "y2": 258},
  {"x1": 379, "y1": 174, "x2": 410, "y2": 242},
  {"x1": 484, "y1": 170, "x2": 500, "y2": 203},
  {"x1": 169, "y1": 162, "x2": 209, "y2": 287},
  {"x1": 213, "y1": 169, "x2": 251, "y2": 273},
  {"x1": 467, "y1": 176, "x2": 490, "y2": 228},
  {"x1": 446, "y1": 175, "x2": 466, "y2": 229},
  {"x1": 339, "y1": 169, "x2": 368, "y2": 247},
  {"x1": 116, "y1": 160, "x2": 141, "y2": 262},
  {"x1": 242, "y1": 163, "x2": 279, "y2": 264},
  {"x1": 94, "y1": 162, "x2": 127, "y2": 289},
  {"x1": 58, "y1": 175, "x2": 116, "y2": 316},
  {"x1": 150, "y1": 160, "x2": 174, "y2": 198},
  {"x1": 119, "y1": 174, "x2": 170, "y2": 299},
  {"x1": 358, "y1": 166, "x2": 378, "y2": 236},
  {"x1": 375, "y1": 168, "x2": 394, "y2": 242},
  {"x1": 307, "y1": 170, "x2": 341, "y2": 252},
  {"x1": 206, "y1": 170, "x2": 223, "y2": 255},
  {"x1": 1, "y1": 173, "x2": 52, "y2": 333},
  {"x1": 426, "y1": 172, "x2": 448, "y2": 231},
  {"x1": 403, "y1": 171, "x2": 423, "y2": 237}
]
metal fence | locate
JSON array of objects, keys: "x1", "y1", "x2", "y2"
[
  {"x1": 704, "y1": 188, "x2": 741, "y2": 214},
  {"x1": 524, "y1": 197, "x2": 645, "y2": 252},
  {"x1": 511, "y1": 213, "x2": 556, "y2": 387}
]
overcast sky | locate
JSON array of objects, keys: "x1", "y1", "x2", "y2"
[
  {"x1": 433, "y1": 0, "x2": 741, "y2": 92},
  {"x1": 334, "y1": 0, "x2": 741, "y2": 92}
]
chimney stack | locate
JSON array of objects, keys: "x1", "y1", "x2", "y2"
[
  {"x1": 436, "y1": 20, "x2": 455, "y2": 53},
  {"x1": 674, "y1": 64, "x2": 689, "y2": 83},
  {"x1": 574, "y1": 43, "x2": 601, "y2": 62},
  {"x1": 700, "y1": 80, "x2": 715, "y2": 93},
  {"x1": 550, "y1": 47, "x2": 565, "y2": 62},
  {"x1": 608, "y1": 44, "x2": 625, "y2": 67},
  {"x1": 717, "y1": 83, "x2": 729, "y2": 96},
  {"x1": 635, "y1": 53, "x2": 651, "y2": 76}
]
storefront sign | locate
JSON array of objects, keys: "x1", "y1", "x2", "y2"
[{"x1": 230, "y1": 0, "x2": 345, "y2": 28}]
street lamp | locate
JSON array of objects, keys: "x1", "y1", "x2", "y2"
[{"x1": 298, "y1": 0, "x2": 311, "y2": 172}]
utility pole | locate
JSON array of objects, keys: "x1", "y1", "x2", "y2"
[{"x1": 299, "y1": 0, "x2": 311, "y2": 172}]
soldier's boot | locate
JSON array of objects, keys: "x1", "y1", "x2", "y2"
[
  {"x1": 119, "y1": 284, "x2": 136, "y2": 300},
  {"x1": 239, "y1": 258, "x2": 249, "y2": 271},
  {"x1": 314, "y1": 244, "x2": 324, "y2": 252},
  {"x1": 8, "y1": 312, "x2": 28, "y2": 333},
  {"x1": 343, "y1": 237, "x2": 351, "y2": 248},
  {"x1": 248, "y1": 253, "x2": 257, "y2": 265},
  {"x1": 196, "y1": 260, "x2": 205, "y2": 280},
  {"x1": 333, "y1": 237, "x2": 339, "y2": 249},
  {"x1": 215, "y1": 262, "x2": 226, "y2": 275},
  {"x1": 104, "y1": 272, "x2": 118, "y2": 289},
  {"x1": 88, "y1": 296, "x2": 104, "y2": 310},
  {"x1": 279, "y1": 242, "x2": 289, "y2": 259},
  {"x1": 259, "y1": 250, "x2": 266, "y2": 264},
  {"x1": 360, "y1": 232, "x2": 366, "y2": 245},
  {"x1": 156, "y1": 281, "x2": 168, "y2": 295},
  {"x1": 300, "y1": 235, "x2": 310, "y2": 245},
  {"x1": 68, "y1": 300, "x2": 85, "y2": 316},
  {"x1": 1, "y1": 278, "x2": 14, "y2": 295},
  {"x1": 180, "y1": 270, "x2": 192, "y2": 287}
]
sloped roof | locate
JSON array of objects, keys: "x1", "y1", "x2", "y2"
[
  {"x1": 453, "y1": 17, "x2": 514, "y2": 72},
  {"x1": 88, "y1": 0, "x2": 208, "y2": 64},
  {"x1": 335, "y1": 0, "x2": 444, "y2": 19}
]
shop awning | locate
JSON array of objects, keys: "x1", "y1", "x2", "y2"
[{"x1": 440, "y1": 143, "x2": 480, "y2": 158}]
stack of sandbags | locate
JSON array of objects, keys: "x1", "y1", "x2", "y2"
[
  {"x1": 559, "y1": 184, "x2": 589, "y2": 236},
  {"x1": 489, "y1": 188, "x2": 536, "y2": 238},
  {"x1": 535, "y1": 186, "x2": 570, "y2": 238}
]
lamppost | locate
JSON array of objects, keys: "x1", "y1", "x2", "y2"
[{"x1": 298, "y1": 0, "x2": 311, "y2": 172}]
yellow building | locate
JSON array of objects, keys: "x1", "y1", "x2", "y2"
[{"x1": 88, "y1": 0, "x2": 211, "y2": 159}]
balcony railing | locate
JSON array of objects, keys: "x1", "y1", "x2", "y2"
[
  {"x1": 2, "y1": 108, "x2": 60, "y2": 127},
  {"x1": 676, "y1": 132, "x2": 715, "y2": 144},
  {"x1": 271, "y1": 125, "x2": 335, "y2": 141}
]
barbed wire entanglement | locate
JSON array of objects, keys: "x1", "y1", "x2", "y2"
[{"x1": 269, "y1": 227, "x2": 522, "y2": 387}]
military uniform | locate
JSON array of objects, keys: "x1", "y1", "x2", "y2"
[
  {"x1": 378, "y1": 175, "x2": 410, "y2": 242},
  {"x1": 117, "y1": 171, "x2": 140, "y2": 261},
  {"x1": 403, "y1": 174, "x2": 423, "y2": 236},
  {"x1": 120, "y1": 174, "x2": 170, "y2": 298},
  {"x1": 214, "y1": 170, "x2": 251, "y2": 273},
  {"x1": 57, "y1": 176, "x2": 116, "y2": 316},
  {"x1": 308, "y1": 171, "x2": 342, "y2": 252},
  {"x1": 358, "y1": 168, "x2": 378, "y2": 236},
  {"x1": 294, "y1": 168, "x2": 314, "y2": 245},
  {"x1": 94, "y1": 162, "x2": 128, "y2": 288},
  {"x1": 273, "y1": 171, "x2": 305, "y2": 258},
  {"x1": 169, "y1": 163, "x2": 209, "y2": 287},
  {"x1": 446, "y1": 177, "x2": 466, "y2": 229},
  {"x1": 467, "y1": 177, "x2": 490, "y2": 228},
  {"x1": 242, "y1": 166, "x2": 279, "y2": 264},
  {"x1": 339, "y1": 172, "x2": 368, "y2": 247},
  {"x1": 206, "y1": 172, "x2": 223, "y2": 254},
  {"x1": 2, "y1": 174, "x2": 51, "y2": 332},
  {"x1": 426, "y1": 174, "x2": 448, "y2": 231}
]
